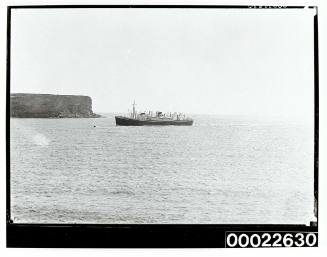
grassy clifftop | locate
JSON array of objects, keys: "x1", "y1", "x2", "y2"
[{"x1": 10, "y1": 93, "x2": 100, "y2": 118}]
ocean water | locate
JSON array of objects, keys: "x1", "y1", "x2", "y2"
[{"x1": 10, "y1": 114, "x2": 314, "y2": 224}]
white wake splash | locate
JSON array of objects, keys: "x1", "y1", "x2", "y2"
[{"x1": 32, "y1": 133, "x2": 51, "y2": 146}]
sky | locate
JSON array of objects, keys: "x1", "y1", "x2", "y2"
[{"x1": 11, "y1": 8, "x2": 315, "y2": 120}]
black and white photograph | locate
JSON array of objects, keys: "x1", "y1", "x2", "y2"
[{"x1": 4, "y1": 1, "x2": 321, "y2": 249}]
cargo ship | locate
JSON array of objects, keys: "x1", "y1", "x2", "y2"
[{"x1": 115, "y1": 102, "x2": 193, "y2": 126}]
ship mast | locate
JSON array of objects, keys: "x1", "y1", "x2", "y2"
[{"x1": 132, "y1": 100, "x2": 136, "y2": 119}]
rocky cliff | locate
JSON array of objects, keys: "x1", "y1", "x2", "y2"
[{"x1": 10, "y1": 93, "x2": 101, "y2": 118}]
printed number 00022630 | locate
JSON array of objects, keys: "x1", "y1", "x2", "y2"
[{"x1": 225, "y1": 232, "x2": 318, "y2": 248}]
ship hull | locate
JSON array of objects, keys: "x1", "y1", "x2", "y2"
[{"x1": 115, "y1": 116, "x2": 193, "y2": 126}]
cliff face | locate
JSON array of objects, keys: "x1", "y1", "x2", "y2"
[{"x1": 10, "y1": 93, "x2": 100, "y2": 118}]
